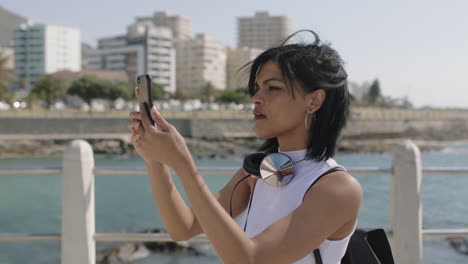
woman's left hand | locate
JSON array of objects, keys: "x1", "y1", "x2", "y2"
[{"x1": 132, "y1": 103, "x2": 193, "y2": 169}]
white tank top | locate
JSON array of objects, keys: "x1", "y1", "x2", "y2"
[{"x1": 236, "y1": 149, "x2": 356, "y2": 264}]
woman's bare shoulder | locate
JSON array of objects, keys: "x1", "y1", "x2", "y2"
[{"x1": 305, "y1": 171, "x2": 362, "y2": 214}]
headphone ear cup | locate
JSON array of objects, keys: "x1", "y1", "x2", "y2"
[{"x1": 243, "y1": 153, "x2": 268, "y2": 176}]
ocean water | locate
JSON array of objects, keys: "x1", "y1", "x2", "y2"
[{"x1": 0, "y1": 141, "x2": 468, "y2": 263}]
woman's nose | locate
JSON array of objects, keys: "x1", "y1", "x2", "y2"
[{"x1": 251, "y1": 90, "x2": 264, "y2": 105}]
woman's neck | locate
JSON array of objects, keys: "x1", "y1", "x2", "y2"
[
  {"x1": 277, "y1": 132, "x2": 309, "y2": 152},
  {"x1": 275, "y1": 117, "x2": 313, "y2": 151}
]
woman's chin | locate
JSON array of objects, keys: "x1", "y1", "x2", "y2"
[{"x1": 255, "y1": 129, "x2": 275, "y2": 139}]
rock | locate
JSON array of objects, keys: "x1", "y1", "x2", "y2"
[
  {"x1": 92, "y1": 140, "x2": 126, "y2": 155},
  {"x1": 96, "y1": 242, "x2": 150, "y2": 264},
  {"x1": 141, "y1": 228, "x2": 214, "y2": 256},
  {"x1": 448, "y1": 238, "x2": 468, "y2": 255},
  {"x1": 0, "y1": 134, "x2": 452, "y2": 159},
  {"x1": 338, "y1": 139, "x2": 445, "y2": 153},
  {"x1": 116, "y1": 243, "x2": 150, "y2": 261},
  {"x1": 183, "y1": 137, "x2": 257, "y2": 159},
  {"x1": 0, "y1": 140, "x2": 63, "y2": 158},
  {"x1": 188, "y1": 241, "x2": 217, "y2": 256}
]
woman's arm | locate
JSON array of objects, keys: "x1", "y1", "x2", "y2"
[
  {"x1": 145, "y1": 161, "x2": 194, "y2": 241},
  {"x1": 145, "y1": 161, "x2": 253, "y2": 241},
  {"x1": 174, "y1": 162, "x2": 257, "y2": 263}
]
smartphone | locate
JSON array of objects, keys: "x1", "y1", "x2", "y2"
[{"x1": 136, "y1": 74, "x2": 155, "y2": 126}]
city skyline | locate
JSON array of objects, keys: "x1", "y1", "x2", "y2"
[{"x1": 1, "y1": 0, "x2": 467, "y2": 108}]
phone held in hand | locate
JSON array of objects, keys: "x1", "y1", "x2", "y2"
[{"x1": 136, "y1": 74, "x2": 155, "y2": 126}]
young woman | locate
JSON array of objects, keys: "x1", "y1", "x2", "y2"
[{"x1": 128, "y1": 30, "x2": 362, "y2": 264}]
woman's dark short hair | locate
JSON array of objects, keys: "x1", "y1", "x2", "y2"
[{"x1": 246, "y1": 30, "x2": 350, "y2": 161}]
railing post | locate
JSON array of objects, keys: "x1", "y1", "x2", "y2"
[
  {"x1": 391, "y1": 140, "x2": 423, "y2": 264},
  {"x1": 61, "y1": 140, "x2": 95, "y2": 264}
]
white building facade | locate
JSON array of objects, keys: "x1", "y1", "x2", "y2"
[
  {"x1": 237, "y1": 12, "x2": 293, "y2": 49},
  {"x1": 86, "y1": 42, "x2": 145, "y2": 81},
  {"x1": 175, "y1": 33, "x2": 226, "y2": 95},
  {"x1": 137, "y1": 11, "x2": 192, "y2": 40},
  {"x1": 139, "y1": 24, "x2": 176, "y2": 93},
  {"x1": 14, "y1": 21, "x2": 81, "y2": 89},
  {"x1": 86, "y1": 21, "x2": 176, "y2": 93},
  {"x1": 226, "y1": 47, "x2": 263, "y2": 90}
]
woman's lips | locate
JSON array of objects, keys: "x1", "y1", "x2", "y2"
[{"x1": 253, "y1": 110, "x2": 266, "y2": 120}]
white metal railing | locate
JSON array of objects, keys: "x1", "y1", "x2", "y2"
[
  {"x1": 2, "y1": 229, "x2": 468, "y2": 242},
  {"x1": 0, "y1": 140, "x2": 467, "y2": 264},
  {"x1": 3, "y1": 167, "x2": 468, "y2": 176}
]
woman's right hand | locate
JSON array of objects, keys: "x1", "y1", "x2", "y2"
[
  {"x1": 128, "y1": 110, "x2": 147, "y2": 160},
  {"x1": 127, "y1": 87, "x2": 160, "y2": 166}
]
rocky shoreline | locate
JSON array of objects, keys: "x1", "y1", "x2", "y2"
[
  {"x1": 96, "y1": 228, "x2": 216, "y2": 264},
  {"x1": 95, "y1": 228, "x2": 468, "y2": 264},
  {"x1": 0, "y1": 136, "x2": 453, "y2": 159}
]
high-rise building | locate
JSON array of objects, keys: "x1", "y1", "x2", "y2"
[
  {"x1": 226, "y1": 47, "x2": 263, "y2": 90},
  {"x1": 237, "y1": 11, "x2": 293, "y2": 49},
  {"x1": 136, "y1": 11, "x2": 192, "y2": 40},
  {"x1": 86, "y1": 21, "x2": 176, "y2": 93},
  {"x1": 86, "y1": 37, "x2": 145, "y2": 82},
  {"x1": 14, "y1": 21, "x2": 81, "y2": 89},
  {"x1": 132, "y1": 22, "x2": 176, "y2": 93},
  {"x1": 0, "y1": 7, "x2": 26, "y2": 48},
  {"x1": 175, "y1": 33, "x2": 226, "y2": 95}
]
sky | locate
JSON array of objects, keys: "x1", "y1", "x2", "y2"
[{"x1": 1, "y1": 0, "x2": 468, "y2": 108}]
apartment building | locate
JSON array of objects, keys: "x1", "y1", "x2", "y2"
[
  {"x1": 226, "y1": 47, "x2": 263, "y2": 90},
  {"x1": 87, "y1": 34, "x2": 145, "y2": 82},
  {"x1": 13, "y1": 21, "x2": 81, "y2": 89},
  {"x1": 87, "y1": 21, "x2": 175, "y2": 93},
  {"x1": 237, "y1": 11, "x2": 293, "y2": 49},
  {"x1": 136, "y1": 11, "x2": 192, "y2": 40},
  {"x1": 175, "y1": 33, "x2": 226, "y2": 95}
]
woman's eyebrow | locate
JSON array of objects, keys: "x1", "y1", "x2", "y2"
[{"x1": 262, "y1": 77, "x2": 285, "y2": 84}]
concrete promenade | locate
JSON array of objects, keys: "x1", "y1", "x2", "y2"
[{"x1": 0, "y1": 107, "x2": 467, "y2": 141}]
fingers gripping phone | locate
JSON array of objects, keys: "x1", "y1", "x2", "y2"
[{"x1": 136, "y1": 74, "x2": 155, "y2": 126}]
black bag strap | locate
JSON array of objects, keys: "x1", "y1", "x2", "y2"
[
  {"x1": 307, "y1": 167, "x2": 346, "y2": 264},
  {"x1": 302, "y1": 167, "x2": 346, "y2": 202},
  {"x1": 313, "y1": 249, "x2": 323, "y2": 264},
  {"x1": 243, "y1": 180, "x2": 258, "y2": 232}
]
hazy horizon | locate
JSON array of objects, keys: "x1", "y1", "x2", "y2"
[{"x1": 1, "y1": 0, "x2": 467, "y2": 108}]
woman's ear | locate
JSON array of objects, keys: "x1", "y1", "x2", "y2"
[{"x1": 307, "y1": 89, "x2": 326, "y2": 112}]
